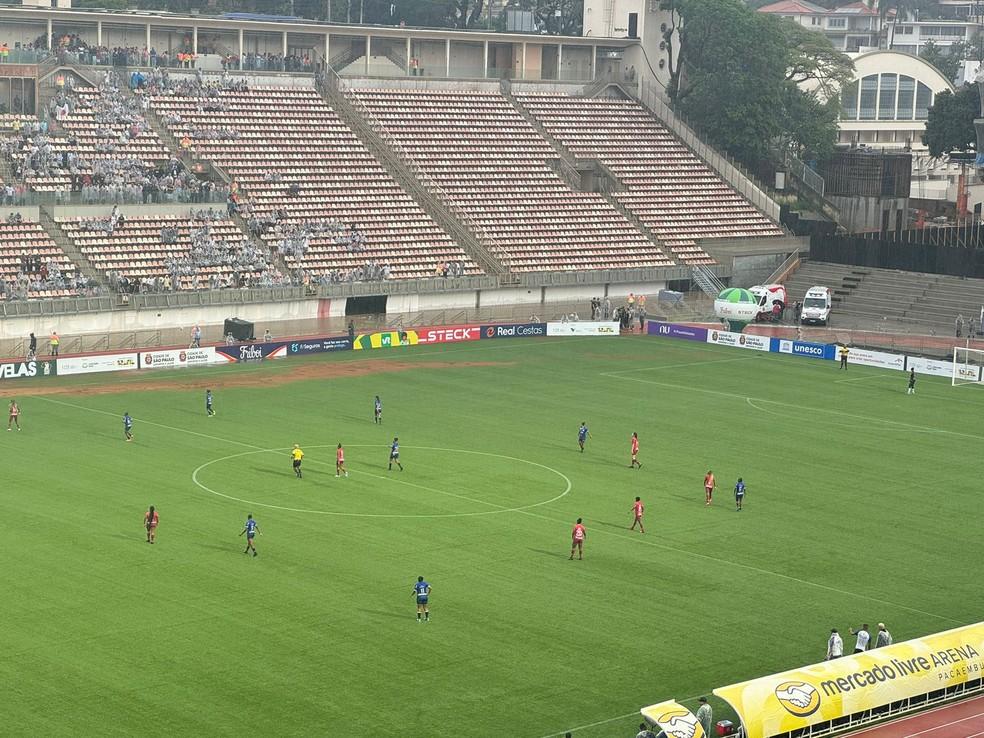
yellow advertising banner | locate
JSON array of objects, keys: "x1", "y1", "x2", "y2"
[
  {"x1": 352, "y1": 330, "x2": 419, "y2": 350},
  {"x1": 714, "y1": 622, "x2": 984, "y2": 738},
  {"x1": 640, "y1": 700, "x2": 707, "y2": 738}
]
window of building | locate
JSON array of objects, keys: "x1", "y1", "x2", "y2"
[
  {"x1": 859, "y1": 74, "x2": 878, "y2": 120},
  {"x1": 878, "y1": 73, "x2": 898, "y2": 120},
  {"x1": 897, "y1": 75, "x2": 915, "y2": 119},
  {"x1": 893, "y1": 44, "x2": 918, "y2": 53},
  {"x1": 827, "y1": 17, "x2": 847, "y2": 28},
  {"x1": 841, "y1": 80, "x2": 859, "y2": 120},
  {"x1": 915, "y1": 81, "x2": 933, "y2": 119},
  {"x1": 921, "y1": 25, "x2": 966, "y2": 37},
  {"x1": 898, "y1": 25, "x2": 914, "y2": 34},
  {"x1": 811, "y1": 16, "x2": 821, "y2": 25}
]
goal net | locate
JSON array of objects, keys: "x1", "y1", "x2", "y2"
[{"x1": 952, "y1": 346, "x2": 984, "y2": 385}]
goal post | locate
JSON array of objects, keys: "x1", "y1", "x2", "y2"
[{"x1": 952, "y1": 346, "x2": 984, "y2": 385}]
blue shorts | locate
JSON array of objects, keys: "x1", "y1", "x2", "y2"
[
  {"x1": 247, "y1": 532, "x2": 255, "y2": 539},
  {"x1": 416, "y1": 597, "x2": 428, "y2": 605},
  {"x1": 390, "y1": 452, "x2": 399, "y2": 459}
]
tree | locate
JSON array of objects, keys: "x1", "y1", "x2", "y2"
[
  {"x1": 668, "y1": 0, "x2": 798, "y2": 165},
  {"x1": 777, "y1": 84, "x2": 842, "y2": 161},
  {"x1": 780, "y1": 20, "x2": 854, "y2": 100},
  {"x1": 923, "y1": 84, "x2": 980, "y2": 157},
  {"x1": 919, "y1": 40, "x2": 964, "y2": 83}
]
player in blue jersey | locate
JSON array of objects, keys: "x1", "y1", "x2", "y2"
[
  {"x1": 734, "y1": 478, "x2": 746, "y2": 512},
  {"x1": 240, "y1": 514, "x2": 260, "y2": 556},
  {"x1": 374, "y1": 395, "x2": 382, "y2": 424},
  {"x1": 577, "y1": 422, "x2": 590, "y2": 453},
  {"x1": 412, "y1": 576, "x2": 431, "y2": 622},
  {"x1": 206, "y1": 389, "x2": 215, "y2": 417},
  {"x1": 123, "y1": 412, "x2": 133, "y2": 442},
  {"x1": 388, "y1": 437, "x2": 403, "y2": 471}
]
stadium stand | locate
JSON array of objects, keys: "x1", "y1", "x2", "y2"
[
  {"x1": 0, "y1": 218, "x2": 88, "y2": 299},
  {"x1": 148, "y1": 82, "x2": 479, "y2": 281},
  {"x1": 784, "y1": 261, "x2": 984, "y2": 334},
  {"x1": 514, "y1": 93, "x2": 785, "y2": 265},
  {"x1": 53, "y1": 213, "x2": 281, "y2": 291},
  {"x1": 345, "y1": 87, "x2": 676, "y2": 272}
]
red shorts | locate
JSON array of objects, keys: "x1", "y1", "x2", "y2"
[
  {"x1": 705, "y1": 486, "x2": 713, "y2": 494},
  {"x1": 572, "y1": 538, "x2": 583, "y2": 547}
]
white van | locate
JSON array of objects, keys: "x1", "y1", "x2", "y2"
[{"x1": 800, "y1": 286, "x2": 832, "y2": 325}]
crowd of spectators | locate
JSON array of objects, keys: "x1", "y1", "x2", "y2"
[
  {"x1": 1, "y1": 70, "x2": 226, "y2": 204},
  {"x1": 263, "y1": 218, "x2": 390, "y2": 284},
  {"x1": 0, "y1": 253, "x2": 96, "y2": 301},
  {"x1": 107, "y1": 218, "x2": 284, "y2": 294}
]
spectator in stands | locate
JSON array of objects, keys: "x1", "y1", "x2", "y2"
[
  {"x1": 695, "y1": 698, "x2": 713, "y2": 737},
  {"x1": 604, "y1": 296, "x2": 612, "y2": 320},
  {"x1": 794, "y1": 300, "x2": 802, "y2": 322},
  {"x1": 874, "y1": 623, "x2": 892, "y2": 648},
  {"x1": 638, "y1": 305, "x2": 647, "y2": 333},
  {"x1": 956, "y1": 313, "x2": 965, "y2": 338},
  {"x1": 826, "y1": 628, "x2": 844, "y2": 659},
  {"x1": 191, "y1": 324, "x2": 201, "y2": 348}
]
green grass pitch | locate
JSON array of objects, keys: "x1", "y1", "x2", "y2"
[{"x1": 1, "y1": 336, "x2": 979, "y2": 737}]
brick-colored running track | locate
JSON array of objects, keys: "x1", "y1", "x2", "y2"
[{"x1": 846, "y1": 695, "x2": 984, "y2": 738}]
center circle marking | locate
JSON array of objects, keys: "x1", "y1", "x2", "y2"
[{"x1": 191, "y1": 444, "x2": 572, "y2": 518}]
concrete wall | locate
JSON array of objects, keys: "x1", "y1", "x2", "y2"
[
  {"x1": 731, "y1": 253, "x2": 790, "y2": 288},
  {"x1": 828, "y1": 194, "x2": 909, "y2": 233},
  {"x1": 0, "y1": 296, "x2": 321, "y2": 341},
  {"x1": 450, "y1": 41, "x2": 485, "y2": 78},
  {"x1": 2, "y1": 206, "x2": 40, "y2": 222}
]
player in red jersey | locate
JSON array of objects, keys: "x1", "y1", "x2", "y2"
[
  {"x1": 569, "y1": 518, "x2": 586, "y2": 560},
  {"x1": 629, "y1": 432, "x2": 641, "y2": 468},
  {"x1": 629, "y1": 496, "x2": 645, "y2": 533},
  {"x1": 704, "y1": 470, "x2": 715, "y2": 506},
  {"x1": 144, "y1": 505, "x2": 159, "y2": 544},
  {"x1": 336, "y1": 443, "x2": 348, "y2": 477},
  {"x1": 8, "y1": 399, "x2": 20, "y2": 431}
]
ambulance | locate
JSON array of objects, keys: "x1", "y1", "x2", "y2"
[
  {"x1": 749, "y1": 284, "x2": 787, "y2": 322},
  {"x1": 800, "y1": 286, "x2": 832, "y2": 325}
]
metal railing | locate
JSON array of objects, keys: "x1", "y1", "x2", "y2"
[
  {"x1": 691, "y1": 265, "x2": 725, "y2": 298},
  {"x1": 782, "y1": 150, "x2": 825, "y2": 200},
  {"x1": 765, "y1": 250, "x2": 803, "y2": 285},
  {"x1": 638, "y1": 79, "x2": 782, "y2": 225}
]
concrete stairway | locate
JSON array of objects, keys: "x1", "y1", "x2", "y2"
[
  {"x1": 37, "y1": 205, "x2": 108, "y2": 290},
  {"x1": 782, "y1": 260, "x2": 984, "y2": 334}
]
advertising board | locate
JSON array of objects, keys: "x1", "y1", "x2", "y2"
[
  {"x1": 140, "y1": 347, "x2": 222, "y2": 370},
  {"x1": 58, "y1": 352, "x2": 139, "y2": 376},
  {"x1": 215, "y1": 342, "x2": 289, "y2": 363},
  {"x1": 776, "y1": 339, "x2": 836, "y2": 360},
  {"x1": 908, "y1": 354, "x2": 963, "y2": 379},
  {"x1": 846, "y1": 348, "x2": 906, "y2": 371},
  {"x1": 287, "y1": 337, "x2": 352, "y2": 355},
  {"x1": 706, "y1": 329, "x2": 772, "y2": 351},
  {"x1": 546, "y1": 321, "x2": 619, "y2": 337},
  {"x1": 646, "y1": 322, "x2": 708, "y2": 342},
  {"x1": 481, "y1": 322, "x2": 548, "y2": 339},
  {"x1": 0, "y1": 360, "x2": 57, "y2": 380},
  {"x1": 416, "y1": 325, "x2": 481, "y2": 344}
]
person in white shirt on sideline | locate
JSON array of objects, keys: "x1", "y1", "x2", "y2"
[
  {"x1": 826, "y1": 628, "x2": 844, "y2": 659},
  {"x1": 849, "y1": 623, "x2": 871, "y2": 653},
  {"x1": 695, "y1": 697, "x2": 713, "y2": 737},
  {"x1": 874, "y1": 623, "x2": 893, "y2": 649}
]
